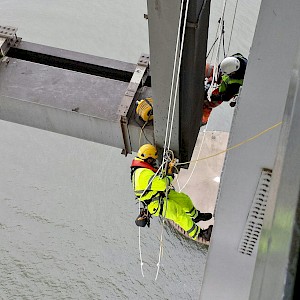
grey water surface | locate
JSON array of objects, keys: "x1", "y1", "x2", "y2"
[{"x1": 0, "y1": 1, "x2": 261, "y2": 299}]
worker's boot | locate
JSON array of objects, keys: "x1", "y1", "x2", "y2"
[
  {"x1": 193, "y1": 210, "x2": 212, "y2": 223},
  {"x1": 199, "y1": 225, "x2": 213, "y2": 242}
]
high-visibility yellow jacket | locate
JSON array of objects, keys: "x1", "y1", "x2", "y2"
[
  {"x1": 131, "y1": 158, "x2": 173, "y2": 203},
  {"x1": 130, "y1": 158, "x2": 201, "y2": 239}
]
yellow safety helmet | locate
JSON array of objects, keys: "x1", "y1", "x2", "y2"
[{"x1": 137, "y1": 144, "x2": 158, "y2": 160}]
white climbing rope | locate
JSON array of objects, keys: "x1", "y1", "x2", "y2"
[
  {"x1": 207, "y1": 0, "x2": 229, "y2": 99},
  {"x1": 136, "y1": 0, "x2": 190, "y2": 280},
  {"x1": 138, "y1": 227, "x2": 145, "y2": 277},
  {"x1": 136, "y1": 0, "x2": 185, "y2": 275},
  {"x1": 155, "y1": 0, "x2": 190, "y2": 281},
  {"x1": 141, "y1": 1, "x2": 249, "y2": 279},
  {"x1": 136, "y1": 162, "x2": 166, "y2": 276},
  {"x1": 176, "y1": 1, "x2": 229, "y2": 192},
  {"x1": 162, "y1": 0, "x2": 185, "y2": 162},
  {"x1": 227, "y1": 0, "x2": 240, "y2": 55},
  {"x1": 138, "y1": 0, "x2": 232, "y2": 280}
]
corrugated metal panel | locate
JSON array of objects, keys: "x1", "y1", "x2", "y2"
[{"x1": 238, "y1": 169, "x2": 272, "y2": 256}]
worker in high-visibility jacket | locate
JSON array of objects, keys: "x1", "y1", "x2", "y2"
[
  {"x1": 214, "y1": 53, "x2": 247, "y2": 102},
  {"x1": 202, "y1": 53, "x2": 247, "y2": 125},
  {"x1": 131, "y1": 144, "x2": 213, "y2": 242}
]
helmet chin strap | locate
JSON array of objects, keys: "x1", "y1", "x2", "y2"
[{"x1": 145, "y1": 157, "x2": 156, "y2": 167}]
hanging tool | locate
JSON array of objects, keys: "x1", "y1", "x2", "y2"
[
  {"x1": 136, "y1": 97, "x2": 153, "y2": 122},
  {"x1": 135, "y1": 207, "x2": 151, "y2": 227}
]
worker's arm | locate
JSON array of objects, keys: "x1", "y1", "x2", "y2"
[
  {"x1": 219, "y1": 83, "x2": 241, "y2": 102},
  {"x1": 139, "y1": 169, "x2": 173, "y2": 192}
]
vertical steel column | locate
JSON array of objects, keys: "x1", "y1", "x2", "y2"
[{"x1": 146, "y1": 0, "x2": 210, "y2": 164}]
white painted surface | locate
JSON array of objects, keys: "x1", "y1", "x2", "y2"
[
  {"x1": 172, "y1": 131, "x2": 229, "y2": 244},
  {"x1": 200, "y1": 0, "x2": 300, "y2": 299},
  {"x1": 176, "y1": 131, "x2": 229, "y2": 229},
  {"x1": 250, "y1": 41, "x2": 300, "y2": 300}
]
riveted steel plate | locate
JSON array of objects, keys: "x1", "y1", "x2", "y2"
[{"x1": 0, "y1": 25, "x2": 17, "y2": 38}]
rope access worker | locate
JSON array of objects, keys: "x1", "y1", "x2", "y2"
[
  {"x1": 202, "y1": 53, "x2": 248, "y2": 124},
  {"x1": 130, "y1": 144, "x2": 213, "y2": 242}
]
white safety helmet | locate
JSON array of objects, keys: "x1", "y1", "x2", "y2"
[{"x1": 220, "y1": 57, "x2": 240, "y2": 75}]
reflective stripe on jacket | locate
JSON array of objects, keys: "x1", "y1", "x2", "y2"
[
  {"x1": 132, "y1": 167, "x2": 173, "y2": 202},
  {"x1": 218, "y1": 53, "x2": 247, "y2": 102}
]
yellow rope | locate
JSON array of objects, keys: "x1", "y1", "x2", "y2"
[
  {"x1": 177, "y1": 121, "x2": 283, "y2": 166},
  {"x1": 138, "y1": 121, "x2": 148, "y2": 148}
]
